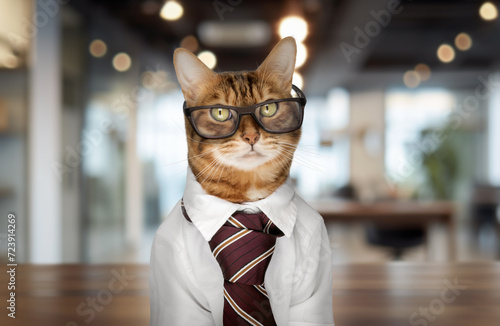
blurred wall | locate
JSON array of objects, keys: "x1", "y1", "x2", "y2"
[{"x1": 0, "y1": 0, "x2": 32, "y2": 262}]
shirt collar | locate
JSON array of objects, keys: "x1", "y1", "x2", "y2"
[{"x1": 182, "y1": 168, "x2": 297, "y2": 241}]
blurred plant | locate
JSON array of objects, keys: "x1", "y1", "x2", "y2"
[{"x1": 413, "y1": 124, "x2": 472, "y2": 200}]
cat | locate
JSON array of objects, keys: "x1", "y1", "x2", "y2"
[
  {"x1": 174, "y1": 37, "x2": 301, "y2": 203},
  {"x1": 149, "y1": 37, "x2": 334, "y2": 326}
]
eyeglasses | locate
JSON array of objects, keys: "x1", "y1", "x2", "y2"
[{"x1": 183, "y1": 84, "x2": 307, "y2": 139}]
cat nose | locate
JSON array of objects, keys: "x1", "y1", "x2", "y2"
[{"x1": 241, "y1": 132, "x2": 260, "y2": 145}]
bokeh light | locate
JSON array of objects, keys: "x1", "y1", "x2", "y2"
[
  {"x1": 403, "y1": 70, "x2": 420, "y2": 88},
  {"x1": 3, "y1": 54, "x2": 19, "y2": 69},
  {"x1": 279, "y1": 16, "x2": 308, "y2": 42},
  {"x1": 180, "y1": 35, "x2": 199, "y2": 53},
  {"x1": 437, "y1": 44, "x2": 455, "y2": 63},
  {"x1": 112, "y1": 53, "x2": 132, "y2": 72},
  {"x1": 295, "y1": 42, "x2": 308, "y2": 68},
  {"x1": 292, "y1": 72, "x2": 304, "y2": 89},
  {"x1": 89, "y1": 39, "x2": 107, "y2": 58},
  {"x1": 479, "y1": 2, "x2": 498, "y2": 21},
  {"x1": 197, "y1": 50, "x2": 217, "y2": 69},
  {"x1": 455, "y1": 33, "x2": 472, "y2": 51},
  {"x1": 160, "y1": 1, "x2": 184, "y2": 21},
  {"x1": 415, "y1": 63, "x2": 431, "y2": 81}
]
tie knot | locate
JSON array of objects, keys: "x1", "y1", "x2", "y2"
[
  {"x1": 226, "y1": 211, "x2": 284, "y2": 237},
  {"x1": 181, "y1": 199, "x2": 283, "y2": 285}
]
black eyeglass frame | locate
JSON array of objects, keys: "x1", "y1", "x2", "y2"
[{"x1": 182, "y1": 84, "x2": 307, "y2": 139}]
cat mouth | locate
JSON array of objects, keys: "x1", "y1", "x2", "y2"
[{"x1": 241, "y1": 149, "x2": 264, "y2": 158}]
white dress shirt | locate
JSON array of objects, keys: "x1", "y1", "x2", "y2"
[{"x1": 149, "y1": 168, "x2": 335, "y2": 326}]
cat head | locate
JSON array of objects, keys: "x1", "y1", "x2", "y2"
[{"x1": 173, "y1": 37, "x2": 302, "y2": 203}]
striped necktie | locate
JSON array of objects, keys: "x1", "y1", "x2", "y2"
[{"x1": 181, "y1": 200, "x2": 284, "y2": 326}]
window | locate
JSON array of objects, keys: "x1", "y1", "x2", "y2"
[
  {"x1": 291, "y1": 88, "x2": 350, "y2": 199},
  {"x1": 385, "y1": 88, "x2": 455, "y2": 183}
]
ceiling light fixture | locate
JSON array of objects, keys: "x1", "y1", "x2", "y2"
[
  {"x1": 437, "y1": 44, "x2": 455, "y2": 63},
  {"x1": 292, "y1": 72, "x2": 304, "y2": 89},
  {"x1": 479, "y1": 2, "x2": 498, "y2": 21},
  {"x1": 295, "y1": 42, "x2": 308, "y2": 68},
  {"x1": 197, "y1": 51, "x2": 217, "y2": 69},
  {"x1": 414, "y1": 63, "x2": 431, "y2": 81},
  {"x1": 180, "y1": 35, "x2": 199, "y2": 52},
  {"x1": 279, "y1": 16, "x2": 308, "y2": 42},
  {"x1": 89, "y1": 39, "x2": 107, "y2": 58},
  {"x1": 3, "y1": 54, "x2": 19, "y2": 69},
  {"x1": 403, "y1": 70, "x2": 420, "y2": 88},
  {"x1": 160, "y1": 1, "x2": 184, "y2": 21},
  {"x1": 112, "y1": 53, "x2": 132, "y2": 72},
  {"x1": 455, "y1": 33, "x2": 473, "y2": 51}
]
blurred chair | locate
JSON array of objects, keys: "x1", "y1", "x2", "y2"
[
  {"x1": 334, "y1": 183, "x2": 426, "y2": 260},
  {"x1": 333, "y1": 183, "x2": 358, "y2": 199},
  {"x1": 471, "y1": 184, "x2": 500, "y2": 227},
  {"x1": 471, "y1": 184, "x2": 500, "y2": 258},
  {"x1": 365, "y1": 223, "x2": 426, "y2": 260}
]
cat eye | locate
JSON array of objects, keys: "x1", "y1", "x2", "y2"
[
  {"x1": 183, "y1": 84, "x2": 306, "y2": 139},
  {"x1": 211, "y1": 108, "x2": 231, "y2": 121},
  {"x1": 260, "y1": 103, "x2": 278, "y2": 117}
]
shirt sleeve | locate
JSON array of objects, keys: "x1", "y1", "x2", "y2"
[
  {"x1": 149, "y1": 232, "x2": 215, "y2": 326},
  {"x1": 288, "y1": 221, "x2": 335, "y2": 326}
]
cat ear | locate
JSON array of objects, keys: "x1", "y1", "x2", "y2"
[
  {"x1": 257, "y1": 37, "x2": 297, "y2": 89},
  {"x1": 173, "y1": 48, "x2": 215, "y2": 103}
]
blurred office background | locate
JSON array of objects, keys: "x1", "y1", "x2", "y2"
[{"x1": 0, "y1": 0, "x2": 499, "y2": 264}]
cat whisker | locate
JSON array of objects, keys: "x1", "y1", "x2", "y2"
[
  {"x1": 278, "y1": 148, "x2": 324, "y2": 172},
  {"x1": 188, "y1": 147, "x2": 224, "y2": 164},
  {"x1": 278, "y1": 145, "x2": 324, "y2": 159},
  {"x1": 162, "y1": 147, "x2": 221, "y2": 167},
  {"x1": 272, "y1": 148, "x2": 291, "y2": 172},
  {"x1": 206, "y1": 153, "x2": 232, "y2": 185},
  {"x1": 171, "y1": 117, "x2": 215, "y2": 145},
  {"x1": 198, "y1": 157, "x2": 224, "y2": 181},
  {"x1": 198, "y1": 152, "x2": 230, "y2": 185},
  {"x1": 284, "y1": 156, "x2": 323, "y2": 173},
  {"x1": 162, "y1": 159, "x2": 188, "y2": 167},
  {"x1": 273, "y1": 155, "x2": 289, "y2": 173},
  {"x1": 204, "y1": 154, "x2": 227, "y2": 185},
  {"x1": 275, "y1": 141, "x2": 311, "y2": 149},
  {"x1": 273, "y1": 143, "x2": 322, "y2": 156},
  {"x1": 217, "y1": 157, "x2": 229, "y2": 185},
  {"x1": 213, "y1": 158, "x2": 228, "y2": 185},
  {"x1": 195, "y1": 152, "x2": 225, "y2": 180},
  {"x1": 184, "y1": 134, "x2": 214, "y2": 145},
  {"x1": 280, "y1": 147, "x2": 324, "y2": 168},
  {"x1": 276, "y1": 142, "x2": 324, "y2": 157},
  {"x1": 271, "y1": 140, "x2": 317, "y2": 147}
]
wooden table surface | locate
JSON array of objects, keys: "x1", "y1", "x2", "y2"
[
  {"x1": 310, "y1": 200, "x2": 457, "y2": 260},
  {"x1": 1, "y1": 263, "x2": 499, "y2": 326},
  {"x1": 309, "y1": 200, "x2": 455, "y2": 221}
]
